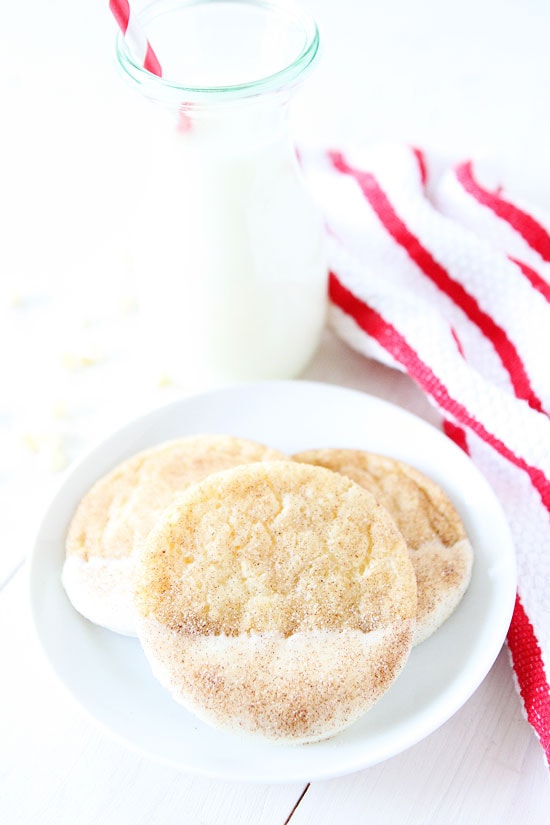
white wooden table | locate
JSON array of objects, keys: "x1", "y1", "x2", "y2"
[{"x1": 2, "y1": 0, "x2": 549, "y2": 821}]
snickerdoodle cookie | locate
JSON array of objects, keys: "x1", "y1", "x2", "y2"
[
  {"x1": 134, "y1": 460, "x2": 417, "y2": 743},
  {"x1": 292, "y1": 449, "x2": 473, "y2": 645},
  {"x1": 62, "y1": 435, "x2": 286, "y2": 635}
]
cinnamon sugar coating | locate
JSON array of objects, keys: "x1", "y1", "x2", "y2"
[
  {"x1": 62, "y1": 434, "x2": 285, "y2": 634},
  {"x1": 292, "y1": 449, "x2": 473, "y2": 645},
  {"x1": 66, "y1": 435, "x2": 286, "y2": 562},
  {"x1": 135, "y1": 460, "x2": 417, "y2": 742}
]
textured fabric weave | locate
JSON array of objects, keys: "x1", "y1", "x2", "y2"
[{"x1": 302, "y1": 144, "x2": 550, "y2": 765}]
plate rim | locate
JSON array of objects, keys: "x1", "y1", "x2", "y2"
[{"x1": 28, "y1": 379, "x2": 517, "y2": 782}]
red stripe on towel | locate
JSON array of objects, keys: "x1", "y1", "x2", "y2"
[
  {"x1": 443, "y1": 419, "x2": 470, "y2": 454},
  {"x1": 328, "y1": 270, "x2": 550, "y2": 511},
  {"x1": 328, "y1": 151, "x2": 544, "y2": 414},
  {"x1": 509, "y1": 257, "x2": 550, "y2": 303},
  {"x1": 443, "y1": 389, "x2": 549, "y2": 765},
  {"x1": 507, "y1": 594, "x2": 550, "y2": 765},
  {"x1": 456, "y1": 161, "x2": 550, "y2": 263},
  {"x1": 411, "y1": 146, "x2": 428, "y2": 186}
]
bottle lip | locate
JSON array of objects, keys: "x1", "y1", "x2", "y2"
[{"x1": 115, "y1": 0, "x2": 320, "y2": 103}]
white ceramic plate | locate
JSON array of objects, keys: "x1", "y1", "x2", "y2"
[{"x1": 29, "y1": 380, "x2": 516, "y2": 783}]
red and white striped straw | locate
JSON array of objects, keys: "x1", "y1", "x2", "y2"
[{"x1": 109, "y1": 0, "x2": 163, "y2": 76}]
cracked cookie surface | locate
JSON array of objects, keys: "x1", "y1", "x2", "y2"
[
  {"x1": 293, "y1": 448, "x2": 473, "y2": 645},
  {"x1": 135, "y1": 460, "x2": 417, "y2": 743},
  {"x1": 62, "y1": 435, "x2": 286, "y2": 635}
]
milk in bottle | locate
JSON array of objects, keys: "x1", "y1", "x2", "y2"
[{"x1": 117, "y1": 0, "x2": 327, "y2": 386}]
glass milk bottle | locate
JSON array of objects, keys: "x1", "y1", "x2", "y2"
[{"x1": 115, "y1": 0, "x2": 327, "y2": 387}]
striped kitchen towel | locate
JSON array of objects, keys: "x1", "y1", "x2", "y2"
[{"x1": 302, "y1": 144, "x2": 550, "y2": 766}]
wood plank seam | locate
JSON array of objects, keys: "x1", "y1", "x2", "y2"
[{"x1": 283, "y1": 784, "x2": 311, "y2": 824}]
